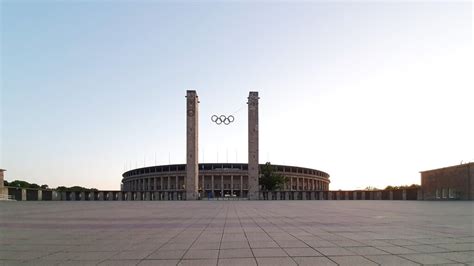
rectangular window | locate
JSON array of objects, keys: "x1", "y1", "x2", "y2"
[
  {"x1": 442, "y1": 188, "x2": 447, "y2": 199},
  {"x1": 449, "y1": 188, "x2": 455, "y2": 199}
]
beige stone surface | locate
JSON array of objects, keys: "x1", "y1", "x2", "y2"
[{"x1": 0, "y1": 201, "x2": 472, "y2": 265}]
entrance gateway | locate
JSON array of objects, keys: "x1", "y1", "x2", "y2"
[{"x1": 185, "y1": 90, "x2": 259, "y2": 200}]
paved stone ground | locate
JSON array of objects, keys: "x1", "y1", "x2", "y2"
[{"x1": 0, "y1": 201, "x2": 473, "y2": 265}]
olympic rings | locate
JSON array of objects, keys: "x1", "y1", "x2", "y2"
[{"x1": 211, "y1": 114, "x2": 235, "y2": 125}]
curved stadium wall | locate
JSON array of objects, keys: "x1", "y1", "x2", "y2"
[{"x1": 122, "y1": 163, "x2": 329, "y2": 199}]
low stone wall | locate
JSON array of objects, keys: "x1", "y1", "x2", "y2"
[
  {"x1": 258, "y1": 189, "x2": 420, "y2": 200},
  {"x1": 4, "y1": 186, "x2": 421, "y2": 201}
]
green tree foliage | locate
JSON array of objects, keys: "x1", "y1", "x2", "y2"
[
  {"x1": 4, "y1": 179, "x2": 96, "y2": 191},
  {"x1": 384, "y1": 184, "x2": 421, "y2": 190},
  {"x1": 259, "y1": 162, "x2": 288, "y2": 191},
  {"x1": 55, "y1": 186, "x2": 98, "y2": 192},
  {"x1": 6, "y1": 180, "x2": 43, "y2": 189},
  {"x1": 364, "y1": 186, "x2": 379, "y2": 191}
]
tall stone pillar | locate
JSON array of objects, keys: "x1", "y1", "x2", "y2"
[
  {"x1": 186, "y1": 90, "x2": 199, "y2": 200},
  {"x1": 0, "y1": 169, "x2": 5, "y2": 190},
  {"x1": 247, "y1": 91, "x2": 259, "y2": 200},
  {"x1": 0, "y1": 169, "x2": 6, "y2": 197}
]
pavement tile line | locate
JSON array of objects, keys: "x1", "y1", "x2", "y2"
[
  {"x1": 142, "y1": 203, "x2": 225, "y2": 266},
  {"x1": 254, "y1": 204, "x2": 472, "y2": 263},
  {"x1": 234, "y1": 204, "x2": 259, "y2": 265},
  {"x1": 0, "y1": 201, "x2": 473, "y2": 266},
  {"x1": 243, "y1": 204, "x2": 344, "y2": 265}
]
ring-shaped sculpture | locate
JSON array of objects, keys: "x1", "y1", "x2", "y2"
[{"x1": 211, "y1": 114, "x2": 235, "y2": 125}]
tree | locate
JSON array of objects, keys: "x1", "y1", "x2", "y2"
[
  {"x1": 259, "y1": 162, "x2": 288, "y2": 191},
  {"x1": 56, "y1": 186, "x2": 99, "y2": 192},
  {"x1": 365, "y1": 186, "x2": 379, "y2": 191},
  {"x1": 9, "y1": 180, "x2": 31, "y2": 188},
  {"x1": 40, "y1": 184, "x2": 49, "y2": 189},
  {"x1": 384, "y1": 184, "x2": 421, "y2": 190}
]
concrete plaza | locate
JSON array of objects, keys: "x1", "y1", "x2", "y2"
[{"x1": 0, "y1": 201, "x2": 473, "y2": 265}]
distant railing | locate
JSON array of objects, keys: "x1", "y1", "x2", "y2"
[{"x1": 203, "y1": 196, "x2": 248, "y2": 201}]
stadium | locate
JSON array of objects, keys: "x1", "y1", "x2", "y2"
[{"x1": 121, "y1": 163, "x2": 330, "y2": 200}]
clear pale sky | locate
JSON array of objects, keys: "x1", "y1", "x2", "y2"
[{"x1": 1, "y1": 1, "x2": 473, "y2": 190}]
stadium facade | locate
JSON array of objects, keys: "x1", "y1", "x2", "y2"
[{"x1": 121, "y1": 163, "x2": 330, "y2": 200}]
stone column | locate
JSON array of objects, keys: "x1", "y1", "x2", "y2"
[
  {"x1": 186, "y1": 90, "x2": 199, "y2": 200},
  {"x1": 231, "y1": 175, "x2": 234, "y2": 196},
  {"x1": 0, "y1": 169, "x2": 4, "y2": 191},
  {"x1": 117, "y1": 192, "x2": 123, "y2": 201},
  {"x1": 52, "y1": 191, "x2": 59, "y2": 201},
  {"x1": 80, "y1": 192, "x2": 85, "y2": 201},
  {"x1": 175, "y1": 176, "x2": 178, "y2": 192},
  {"x1": 201, "y1": 175, "x2": 204, "y2": 192},
  {"x1": 21, "y1": 189, "x2": 27, "y2": 200},
  {"x1": 247, "y1": 91, "x2": 259, "y2": 200},
  {"x1": 220, "y1": 175, "x2": 224, "y2": 197},
  {"x1": 389, "y1": 190, "x2": 394, "y2": 200},
  {"x1": 402, "y1": 189, "x2": 407, "y2": 200},
  {"x1": 417, "y1": 189, "x2": 422, "y2": 200},
  {"x1": 211, "y1": 175, "x2": 215, "y2": 198},
  {"x1": 38, "y1": 190, "x2": 43, "y2": 201},
  {"x1": 240, "y1": 175, "x2": 243, "y2": 197},
  {"x1": 126, "y1": 191, "x2": 132, "y2": 201}
]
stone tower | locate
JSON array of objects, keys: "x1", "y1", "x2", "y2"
[
  {"x1": 186, "y1": 90, "x2": 199, "y2": 200},
  {"x1": 248, "y1": 91, "x2": 259, "y2": 200},
  {"x1": 0, "y1": 169, "x2": 4, "y2": 189}
]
